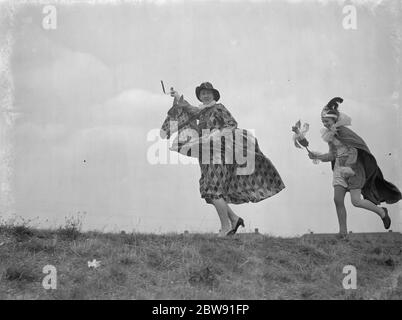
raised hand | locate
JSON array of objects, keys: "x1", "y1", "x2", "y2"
[{"x1": 170, "y1": 87, "x2": 180, "y2": 99}]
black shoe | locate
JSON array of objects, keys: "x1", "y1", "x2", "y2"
[
  {"x1": 381, "y1": 207, "x2": 391, "y2": 230},
  {"x1": 227, "y1": 217, "x2": 245, "y2": 235}
]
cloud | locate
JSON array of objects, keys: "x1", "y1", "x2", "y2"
[
  {"x1": 90, "y1": 88, "x2": 171, "y2": 127},
  {"x1": 14, "y1": 86, "x2": 171, "y2": 162},
  {"x1": 13, "y1": 29, "x2": 116, "y2": 123},
  {"x1": 10, "y1": 2, "x2": 401, "y2": 234}
]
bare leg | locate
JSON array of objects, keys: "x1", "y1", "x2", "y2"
[
  {"x1": 211, "y1": 198, "x2": 232, "y2": 235},
  {"x1": 226, "y1": 204, "x2": 240, "y2": 228},
  {"x1": 334, "y1": 186, "x2": 348, "y2": 235},
  {"x1": 350, "y1": 189, "x2": 385, "y2": 218}
]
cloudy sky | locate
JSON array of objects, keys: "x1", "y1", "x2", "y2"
[{"x1": 2, "y1": 0, "x2": 401, "y2": 235}]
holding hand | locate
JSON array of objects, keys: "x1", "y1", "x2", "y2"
[
  {"x1": 170, "y1": 88, "x2": 187, "y2": 107},
  {"x1": 308, "y1": 151, "x2": 319, "y2": 160},
  {"x1": 170, "y1": 87, "x2": 180, "y2": 99},
  {"x1": 308, "y1": 151, "x2": 323, "y2": 164}
]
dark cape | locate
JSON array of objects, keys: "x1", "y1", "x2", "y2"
[{"x1": 333, "y1": 126, "x2": 401, "y2": 205}]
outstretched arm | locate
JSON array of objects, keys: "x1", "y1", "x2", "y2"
[
  {"x1": 170, "y1": 89, "x2": 200, "y2": 118},
  {"x1": 318, "y1": 153, "x2": 335, "y2": 162},
  {"x1": 309, "y1": 143, "x2": 336, "y2": 162},
  {"x1": 319, "y1": 143, "x2": 336, "y2": 162},
  {"x1": 184, "y1": 105, "x2": 200, "y2": 117}
]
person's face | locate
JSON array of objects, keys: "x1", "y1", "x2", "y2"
[
  {"x1": 322, "y1": 117, "x2": 335, "y2": 129},
  {"x1": 200, "y1": 89, "x2": 214, "y2": 104}
]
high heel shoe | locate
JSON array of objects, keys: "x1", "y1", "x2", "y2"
[
  {"x1": 381, "y1": 207, "x2": 391, "y2": 230},
  {"x1": 227, "y1": 217, "x2": 245, "y2": 235},
  {"x1": 218, "y1": 228, "x2": 233, "y2": 238}
]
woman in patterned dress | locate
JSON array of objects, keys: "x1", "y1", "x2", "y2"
[
  {"x1": 309, "y1": 97, "x2": 401, "y2": 237},
  {"x1": 161, "y1": 82, "x2": 285, "y2": 237}
]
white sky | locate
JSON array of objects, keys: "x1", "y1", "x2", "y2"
[{"x1": 4, "y1": 0, "x2": 402, "y2": 235}]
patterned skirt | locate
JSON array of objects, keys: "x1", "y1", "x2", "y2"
[{"x1": 198, "y1": 131, "x2": 285, "y2": 204}]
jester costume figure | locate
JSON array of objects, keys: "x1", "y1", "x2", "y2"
[
  {"x1": 309, "y1": 97, "x2": 400, "y2": 234},
  {"x1": 160, "y1": 83, "x2": 285, "y2": 205}
]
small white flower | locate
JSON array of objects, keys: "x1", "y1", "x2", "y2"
[{"x1": 88, "y1": 259, "x2": 101, "y2": 269}]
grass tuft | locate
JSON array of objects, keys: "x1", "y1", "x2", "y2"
[
  {"x1": 57, "y1": 213, "x2": 84, "y2": 241},
  {"x1": 0, "y1": 219, "x2": 401, "y2": 299},
  {"x1": 4, "y1": 264, "x2": 39, "y2": 283}
]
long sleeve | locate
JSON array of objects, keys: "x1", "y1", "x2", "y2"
[
  {"x1": 207, "y1": 104, "x2": 238, "y2": 130},
  {"x1": 185, "y1": 105, "x2": 201, "y2": 118},
  {"x1": 168, "y1": 96, "x2": 199, "y2": 118},
  {"x1": 161, "y1": 98, "x2": 199, "y2": 139}
]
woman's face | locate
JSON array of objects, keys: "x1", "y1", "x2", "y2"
[
  {"x1": 322, "y1": 117, "x2": 335, "y2": 129},
  {"x1": 199, "y1": 89, "x2": 214, "y2": 104}
]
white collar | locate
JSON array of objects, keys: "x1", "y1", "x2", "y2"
[{"x1": 320, "y1": 112, "x2": 352, "y2": 142}]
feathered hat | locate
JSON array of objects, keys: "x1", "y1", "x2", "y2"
[{"x1": 321, "y1": 97, "x2": 343, "y2": 119}]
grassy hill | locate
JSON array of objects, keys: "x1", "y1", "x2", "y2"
[{"x1": 0, "y1": 221, "x2": 401, "y2": 300}]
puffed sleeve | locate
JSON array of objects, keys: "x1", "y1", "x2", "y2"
[{"x1": 207, "y1": 104, "x2": 238, "y2": 130}]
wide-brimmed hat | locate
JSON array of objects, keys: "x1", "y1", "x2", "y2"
[{"x1": 195, "y1": 82, "x2": 220, "y2": 102}]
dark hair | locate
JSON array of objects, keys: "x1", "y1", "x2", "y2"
[{"x1": 325, "y1": 97, "x2": 343, "y2": 111}]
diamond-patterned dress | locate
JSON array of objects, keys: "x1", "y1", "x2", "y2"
[
  {"x1": 160, "y1": 100, "x2": 285, "y2": 204},
  {"x1": 196, "y1": 103, "x2": 285, "y2": 204}
]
